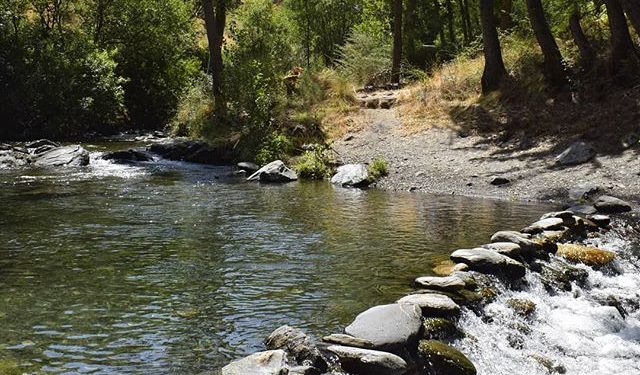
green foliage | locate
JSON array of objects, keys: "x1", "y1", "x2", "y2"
[
  {"x1": 171, "y1": 72, "x2": 215, "y2": 138},
  {"x1": 294, "y1": 146, "x2": 332, "y2": 180},
  {"x1": 368, "y1": 158, "x2": 389, "y2": 181},
  {"x1": 255, "y1": 134, "x2": 294, "y2": 166},
  {"x1": 336, "y1": 29, "x2": 392, "y2": 86}
]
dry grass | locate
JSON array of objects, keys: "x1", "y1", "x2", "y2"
[{"x1": 310, "y1": 69, "x2": 361, "y2": 139}]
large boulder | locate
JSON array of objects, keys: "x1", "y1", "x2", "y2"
[
  {"x1": 450, "y1": 248, "x2": 526, "y2": 279},
  {"x1": 33, "y1": 145, "x2": 89, "y2": 167},
  {"x1": 480, "y1": 242, "x2": 521, "y2": 258},
  {"x1": 222, "y1": 350, "x2": 289, "y2": 375},
  {"x1": 556, "y1": 141, "x2": 596, "y2": 166},
  {"x1": 327, "y1": 345, "x2": 407, "y2": 375},
  {"x1": 418, "y1": 340, "x2": 476, "y2": 375},
  {"x1": 247, "y1": 160, "x2": 298, "y2": 183},
  {"x1": 594, "y1": 195, "x2": 632, "y2": 213},
  {"x1": 331, "y1": 164, "x2": 370, "y2": 188},
  {"x1": 147, "y1": 139, "x2": 234, "y2": 165},
  {"x1": 344, "y1": 303, "x2": 422, "y2": 354},
  {"x1": 414, "y1": 276, "x2": 466, "y2": 292},
  {"x1": 101, "y1": 149, "x2": 153, "y2": 164},
  {"x1": 397, "y1": 293, "x2": 461, "y2": 317},
  {"x1": 265, "y1": 325, "x2": 327, "y2": 371}
]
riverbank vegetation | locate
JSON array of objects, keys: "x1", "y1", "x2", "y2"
[{"x1": 2, "y1": 0, "x2": 639, "y2": 159}]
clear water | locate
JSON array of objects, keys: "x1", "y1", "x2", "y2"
[{"x1": 0, "y1": 144, "x2": 557, "y2": 374}]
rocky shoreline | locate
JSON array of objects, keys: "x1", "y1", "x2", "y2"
[{"x1": 220, "y1": 194, "x2": 634, "y2": 375}]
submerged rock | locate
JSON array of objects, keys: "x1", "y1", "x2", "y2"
[
  {"x1": 265, "y1": 325, "x2": 327, "y2": 371},
  {"x1": 327, "y1": 345, "x2": 407, "y2": 375},
  {"x1": 418, "y1": 340, "x2": 477, "y2": 375},
  {"x1": 450, "y1": 248, "x2": 526, "y2": 278},
  {"x1": 247, "y1": 160, "x2": 298, "y2": 183},
  {"x1": 221, "y1": 350, "x2": 289, "y2": 375},
  {"x1": 556, "y1": 141, "x2": 596, "y2": 166},
  {"x1": 397, "y1": 293, "x2": 461, "y2": 317},
  {"x1": 414, "y1": 275, "x2": 466, "y2": 292},
  {"x1": 33, "y1": 145, "x2": 89, "y2": 167},
  {"x1": 594, "y1": 195, "x2": 632, "y2": 213},
  {"x1": 322, "y1": 334, "x2": 374, "y2": 349},
  {"x1": 556, "y1": 244, "x2": 616, "y2": 267},
  {"x1": 344, "y1": 303, "x2": 422, "y2": 354},
  {"x1": 331, "y1": 164, "x2": 370, "y2": 188},
  {"x1": 506, "y1": 298, "x2": 537, "y2": 317}
]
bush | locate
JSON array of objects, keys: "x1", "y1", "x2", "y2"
[
  {"x1": 255, "y1": 134, "x2": 294, "y2": 166},
  {"x1": 368, "y1": 157, "x2": 389, "y2": 181},
  {"x1": 336, "y1": 29, "x2": 392, "y2": 86},
  {"x1": 171, "y1": 73, "x2": 215, "y2": 138},
  {"x1": 294, "y1": 147, "x2": 332, "y2": 179}
]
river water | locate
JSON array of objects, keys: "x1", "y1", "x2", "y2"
[{"x1": 0, "y1": 144, "x2": 638, "y2": 375}]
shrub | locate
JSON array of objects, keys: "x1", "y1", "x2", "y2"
[
  {"x1": 255, "y1": 134, "x2": 294, "y2": 166},
  {"x1": 171, "y1": 73, "x2": 215, "y2": 138},
  {"x1": 294, "y1": 147, "x2": 332, "y2": 179},
  {"x1": 368, "y1": 157, "x2": 389, "y2": 181},
  {"x1": 336, "y1": 29, "x2": 392, "y2": 86}
]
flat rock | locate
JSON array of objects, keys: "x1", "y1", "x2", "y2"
[
  {"x1": 490, "y1": 231, "x2": 543, "y2": 258},
  {"x1": 222, "y1": 350, "x2": 289, "y2": 375},
  {"x1": 265, "y1": 325, "x2": 327, "y2": 371},
  {"x1": 102, "y1": 149, "x2": 153, "y2": 163},
  {"x1": 147, "y1": 139, "x2": 234, "y2": 165},
  {"x1": 522, "y1": 218, "x2": 565, "y2": 234},
  {"x1": 556, "y1": 141, "x2": 596, "y2": 166},
  {"x1": 238, "y1": 161, "x2": 260, "y2": 173},
  {"x1": 566, "y1": 204, "x2": 597, "y2": 215},
  {"x1": 418, "y1": 340, "x2": 476, "y2": 375},
  {"x1": 587, "y1": 214, "x2": 611, "y2": 228},
  {"x1": 414, "y1": 275, "x2": 466, "y2": 292},
  {"x1": 322, "y1": 334, "x2": 374, "y2": 349},
  {"x1": 540, "y1": 211, "x2": 575, "y2": 221},
  {"x1": 345, "y1": 303, "x2": 422, "y2": 353},
  {"x1": 331, "y1": 164, "x2": 370, "y2": 188},
  {"x1": 398, "y1": 293, "x2": 460, "y2": 317},
  {"x1": 594, "y1": 195, "x2": 632, "y2": 213},
  {"x1": 450, "y1": 248, "x2": 526, "y2": 279},
  {"x1": 327, "y1": 345, "x2": 407, "y2": 375},
  {"x1": 247, "y1": 160, "x2": 298, "y2": 183},
  {"x1": 481, "y1": 242, "x2": 521, "y2": 258},
  {"x1": 33, "y1": 145, "x2": 89, "y2": 167}
]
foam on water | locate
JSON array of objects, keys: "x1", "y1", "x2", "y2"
[{"x1": 455, "y1": 219, "x2": 640, "y2": 375}]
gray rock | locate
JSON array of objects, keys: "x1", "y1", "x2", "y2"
[
  {"x1": 414, "y1": 275, "x2": 466, "y2": 292},
  {"x1": 522, "y1": 218, "x2": 565, "y2": 234},
  {"x1": 102, "y1": 149, "x2": 153, "y2": 163},
  {"x1": 450, "y1": 248, "x2": 526, "y2": 278},
  {"x1": 222, "y1": 350, "x2": 289, "y2": 375},
  {"x1": 587, "y1": 214, "x2": 611, "y2": 228},
  {"x1": 25, "y1": 139, "x2": 61, "y2": 149},
  {"x1": 490, "y1": 231, "x2": 543, "y2": 258},
  {"x1": 491, "y1": 231, "x2": 531, "y2": 241},
  {"x1": 288, "y1": 366, "x2": 321, "y2": 375},
  {"x1": 569, "y1": 184, "x2": 600, "y2": 201},
  {"x1": 327, "y1": 345, "x2": 407, "y2": 375},
  {"x1": 345, "y1": 303, "x2": 422, "y2": 354},
  {"x1": 0, "y1": 150, "x2": 29, "y2": 169},
  {"x1": 556, "y1": 141, "x2": 596, "y2": 166},
  {"x1": 540, "y1": 211, "x2": 575, "y2": 221},
  {"x1": 490, "y1": 177, "x2": 510, "y2": 186},
  {"x1": 148, "y1": 139, "x2": 234, "y2": 165},
  {"x1": 331, "y1": 164, "x2": 370, "y2": 188},
  {"x1": 594, "y1": 195, "x2": 632, "y2": 213},
  {"x1": 247, "y1": 160, "x2": 298, "y2": 183},
  {"x1": 481, "y1": 242, "x2": 521, "y2": 258},
  {"x1": 238, "y1": 161, "x2": 260, "y2": 173},
  {"x1": 566, "y1": 204, "x2": 597, "y2": 215},
  {"x1": 418, "y1": 340, "x2": 476, "y2": 375},
  {"x1": 33, "y1": 145, "x2": 89, "y2": 167},
  {"x1": 397, "y1": 293, "x2": 461, "y2": 317},
  {"x1": 322, "y1": 334, "x2": 374, "y2": 349},
  {"x1": 265, "y1": 325, "x2": 327, "y2": 371}
]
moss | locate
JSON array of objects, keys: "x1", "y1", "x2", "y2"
[
  {"x1": 422, "y1": 318, "x2": 463, "y2": 340},
  {"x1": 507, "y1": 298, "x2": 537, "y2": 317},
  {"x1": 418, "y1": 340, "x2": 477, "y2": 375},
  {"x1": 367, "y1": 157, "x2": 389, "y2": 181},
  {"x1": 556, "y1": 244, "x2": 616, "y2": 267},
  {"x1": 0, "y1": 359, "x2": 23, "y2": 375}
]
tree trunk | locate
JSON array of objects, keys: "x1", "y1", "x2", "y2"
[
  {"x1": 392, "y1": 0, "x2": 403, "y2": 84},
  {"x1": 480, "y1": 0, "x2": 508, "y2": 93},
  {"x1": 404, "y1": 0, "x2": 418, "y2": 65},
  {"x1": 202, "y1": 0, "x2": 226, "y2": 117},
  {"x1": 569, "y1": 8, "x2": 596, "y2": 69},
  {"x1": 525, "y1": 0, "x2": 568, "y2": 88},
  {"x1": 457, "y1": 0, "x2": 470, "y2": 45},
  {"x1": 618, "y1": 0, "x2": 640, "y2": 39},
  {"x1": 445, "y1": 0, "x2": 456, "y2": 47},
  {"x1": 499, "y1": 0, "x2": 513, "y2": 29},
  {"x1": 603, "y1": 0, "x2": 638, "y2": 73}
]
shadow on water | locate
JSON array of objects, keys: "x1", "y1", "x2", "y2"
[{"x1": 0, "y1": 157, "x2": 557, "y2": 373}]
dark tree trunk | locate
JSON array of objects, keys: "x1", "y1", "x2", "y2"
[
  {"x1": 457, "y1": 0, "x2": 471, "y2": 44},
  {"x1": 569, "y1": 8, "x2": 596, "y2": 70},
  {"x1": 526, "y1": 0, "x2": 568, "y2": 88},
  {"x1": 202, "y1": 0, "x2": 226, "y2": 117},
  {"x1": 480, "y1": 0, "x2": 508, "y2": 93},
  {"x1": 499, "y1": 0, "x2": 513, "y2": 29},
  {"x1": 391, "y1": 0, "x2": 403, "y2": 84},
  {"x1": 619, "y1": 0, "x2": 640, "y2": 39},
  {"x1": 445, "y1": 0, "x2": 456, "y2": 47},
  {"x1": 603, "y1": 0, "x2": 638, "y2": 72},
  {"x1": 404, "y1": 0, "x2": 418, "y2": 65}
]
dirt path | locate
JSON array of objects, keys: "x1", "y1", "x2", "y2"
[{"x1": 332, "y1": 103, "x2": 640, "y2": 204}]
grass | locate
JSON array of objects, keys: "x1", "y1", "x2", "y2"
[
  {"x1": 368, "y1": 157, "x2": 389, "y2": 181},
  {"x1": 294, "y1": 147, "x2": 332, "y2": 180}
]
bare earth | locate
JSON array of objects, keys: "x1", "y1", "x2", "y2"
[{"x1": 332, "y1": 107, "x2": 640, "y2": 204}]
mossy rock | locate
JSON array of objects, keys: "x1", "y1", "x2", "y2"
[
  {"x1": 507, "y1": 298, "x2": 536, "y2": 317},
  {"x1": 432, "y1": 260, "x2": 468, "y2": 276},
  {"x1": 0, "y1": 359, "x2": 23, "y2": 375},
  {"x1": 418, "y1": 340, "x2": 477, "y2": 375},
  {"x1": 422, "y1": 318, "x2": 463, "y2": 340},
  {"x1": 556, "y1": 244, "x2": 615, "y2": 267}
]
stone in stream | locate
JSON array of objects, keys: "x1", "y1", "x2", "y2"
[
  {"x1": 418, "y1": 340, "x2": 477, "y2": 375},
  {"x1": 288, "y1": 366, "x2": 321, "y2": 375},
  {"x1": 101, "y1": 149, "x2": 153, "y2": 163},
  {"x1": 594, "y1": 195, "x2": 632, "y2": 213},
  {"x1": 397, "y1": 293, "x2": 461, "y2": 317},
  {"x1": 540, "y1": 211, "x2": 576, "y2": 221},
  {"x1": 331, "y1": 164, "x2": 370, "y2": 188},
  {"x1": 532, "y1": 258, "x2": 589, "y2": 292},
  {"x1": 566, "y1": 204, "x2": 597, "y2": 215},
  {"x1": 322, "y1": 334, "x2": 375, "y2": 349},
  {"x1": 344, "y1": 303, "x2": 422, "y2": 354},
  {"x1": 432, "y1": 261, "x2": 469, "y2": 276},
  {"x1": 480, "y1": 242, "x2": 521, "y2": 258},
  {"x1": 556, "y1": 244, "x2": 616, "y2": 267},
  {"x1": 521, "y1": 218, "x2": 565, "y2": 234},
  {"x1": 147, "y1": 138, "x2": 234, "y2": 165},
  {"x1": 490, "y1": 231, "x2": 545, "y2": 258},
  {"x1": 237, "y1": 161, "x2": 260, "y2": 173},
  {"x1": 555, "y1": 141, "x2": 596, "y2": 166},
  {"x1": 327, "y1": 345, "x2": 407, "y2": 375},
  {"x1": 265, "y1": 325, "x2": 327, "y2": 371},
  {"x1": 414, "y1": 275, "x2": 466, "y2": 292},
  {"x1": 587, "y1": 214, "x2": 611, "y2": 228},
  {"x1": 450, "y1": 248, "x2": 526, "y2": 279},
  {"x1": 506, "y1": 298, "x2": 537, "y2": 317},
  {"x1": 33, "y1": 145, "x2": 90, "y2": 167},
  {"x1": 490, "y1": 177, "x2": 510, "y2": 186},
  {"x1": 221, "y1": 350, "x2": 289, "y2": 375},
  {"x1": 422, "y1": 318, "x2": 463, "y2": 340},
  {"x1": 247, "y1": 160, "x2": 298, "y2": 183}
]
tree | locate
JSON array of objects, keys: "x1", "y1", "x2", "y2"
[
  {"x1": 569, "y1": 5, "x2": 596, "y2": 70},
  {"x1": 391, "y1": 0, "x2": 402, "y2": 84},
  {"x1": 525, "y1": 0, "x2": 567, "y2": 88},
  {"x1": 202, "y1": 0, "x2": 227, "y2": 117},
  {"x1": 618, "y1": 0, "x2": 640, "y2": 39},
  {"x1": 499, "y1": 0, "x2": 513, "y2": 29},
  {"x1": 479, "y1": 0, "x2": 507, "y2": 93},
  {"x1": 603, "y1": 0, "x2": 638, "y2": 73}
]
